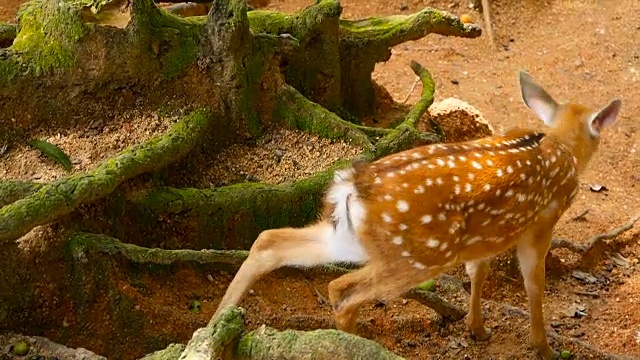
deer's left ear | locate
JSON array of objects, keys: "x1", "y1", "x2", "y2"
[{"x1": 589, "y1": 99, "x2": 621, "y2": 135}]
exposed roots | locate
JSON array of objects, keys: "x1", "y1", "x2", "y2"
[
  {"x1": 550, "y1": 214, "x2": 640, "y2": 254},
  {"x1": 175, "y1": 306, "x2": 405, "y2": 360},
  {"x1": 0, "y1": 110, "x2": 213, "y2": 243}
]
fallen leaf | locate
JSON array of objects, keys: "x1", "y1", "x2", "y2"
[
  {"x1": 572, "y1": 270, "x2": 598, "y2": 284},
  {"x1": 608, "y1": 252, "x2": 631, "y2": 268},
  {"x1": 563, "y1": 303, "x2": 588, "y2": 318},
  {"x1": 589, "y1": 184, "x2": 609, "y2": 192}
]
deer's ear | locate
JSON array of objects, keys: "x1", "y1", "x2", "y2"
[
  {"x1": 519, "y1": 70, "x2": 559, "y2": 127},
  {"x1": 589, "y1": 99, "x2": 621, "y2": 135}
]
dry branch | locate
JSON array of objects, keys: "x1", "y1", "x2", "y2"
[{"x1": 551, "y1": 214, "x2": 640, "y2": 253}]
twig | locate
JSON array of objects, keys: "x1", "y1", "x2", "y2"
[
  {"x1": 404, "y1": 288, "x2": 467, "y2": 320},
  {"x1": 480, "y1": 0, "x2": 497, "y2": 51},
  {"x1": 550, "y1": 214, "x2": 640, "y2": 253},
  {"x1": 573, "y1": 291, "x2": 599, "y2": 298},
  {"x1": 570, "y1": 209, "x2": 590, "y2": 222},
  {"x1": 402, "y1": 78, "x2": 420, "y2": 104}
]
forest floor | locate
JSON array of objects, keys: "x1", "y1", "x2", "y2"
[{"x1": 1, "y1": 0, "x2": 639, "y2": 359}]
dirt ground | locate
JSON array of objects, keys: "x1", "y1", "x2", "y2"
[{"x1": 1, "y1": 0, "x2": 640, "y2": 359}]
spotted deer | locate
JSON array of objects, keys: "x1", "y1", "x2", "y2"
[{"x1": 213, "y1": 71, "x2": 621, "y2": 359}]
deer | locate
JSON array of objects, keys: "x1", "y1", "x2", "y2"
[{"x1": 212, "y1": 71, "x2": 621, "y2": 359}]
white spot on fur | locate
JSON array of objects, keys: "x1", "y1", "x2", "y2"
[
  {"x1": 438, "y1": 212, "x2": 446, "y2": 221},
  {"x1": 397, "y1": 200, "x2": 409, "y2": 212},
  {"x1": 399, "y1": 224, "x2": 408, "y2": 231},
  {"x1": 392, "y1": 236, "x2": 403, "y2": 245},
  {"x1": 421, "y1": 215, "x2": 433, "y2": 224},
  {"x1": 483, "y1": 183, "x2": 491, "y2": 191},
  {"x1": 467, "y1": 236, "x2": 482, "y2": 245},
  {"x1": 426, "y1": 178, "x2": 434, "y2": 186},
  {"x1": 414, "y1": 262, "x2": 426, "y2": 270},
  {"x1": 401, "y1": 251, "x2": 411, "y2": 257},
  {"x1": 453, "y1": 175, "x2": 460, "y2": 182},
  {"x1": 427, "y1": 238, "x2": 440, "y2": 248},
  {"x1": 472, "y1": 161, "x2": 482, "y2": 169},
  {"x1": 465, "y1": 183, "x2": 472, "y2": 192},
  {"x1": 436, "y1": 177, "x2": 444, "y2": 185},
  {"x1": 496, "y1": 169, "x2": 504, "y2": 177},
  {"x1": 414, "y1": 185, "x2": 425, "y2": 194},
  {"x1": 382, "y1": 213, "x2": 392, "y2": 223}
]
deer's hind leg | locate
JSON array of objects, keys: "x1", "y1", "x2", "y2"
[
  {"x1": 214, "y1": 221, "x2": 365, "y2": 319},
  {"x1": 328, "y1": 260, "x2": 444, "y2": 334},
  {"x1": 465, "y1": 259, "x2": 492, "y2": 340}
]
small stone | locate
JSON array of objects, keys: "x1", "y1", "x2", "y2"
[
  {"x1": 207, "y1": 274, "x2": 214, "y2": 282},
  {"x1": 248, "y1": 289, "x2": 255, "y2": 295},
  {"x1": 274, "y1": 149, "x2": 284, "y2": 162},
  {"x1": 509, "y1": 36, "x2": 515, "y2": 42},
  {"x1": 28, "y1": 355, "x2": 45, "y2": 360},
  {"x1": 451, "y1": 79, "x2": 460, "y2": 85},
  {"x1": 405, "y1": 340, "x2": 417, "y2": 348},
  {"x1": 398, "y1": 4, "x2": 408, "y2": 10}
]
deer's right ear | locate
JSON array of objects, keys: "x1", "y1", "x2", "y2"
[{"x1": 519, "y1": 70, "x2": 559, "y2": 127}]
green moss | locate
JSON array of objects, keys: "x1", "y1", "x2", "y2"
[
  {"x1": 11, "y1": 0, "x2": 87, "y2": 76},
  {"x1": 0, "y1": 57, "x2": 21, "y2": 85},
  {"x1": 151, "y1": 10, "x2": 205, "y2": 79},
  {"x1": 274, "y1": 84, "x2": 373, "y2": 149},
  {"x1": 0, "y1": 23, "x2": 17, "y2": 44},
  {"x1": 140, "y1": 343, "x2": 185, "y2": 360},
  {"x1": 236, "y1": 326, "x2": 405, "y2": 359},
  {"x1": 247, "y1": 11, "x2": 294, "y2": 34}
]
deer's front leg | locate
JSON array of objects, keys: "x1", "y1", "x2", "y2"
[
  {"x1": 517, "y1": 229, "x2": 557, "y2": 360},
  {"x1": 465, "y1": 259, "x2": 491, "y2": 341}
]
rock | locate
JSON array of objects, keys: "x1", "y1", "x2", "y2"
[
  {"x1": 450, "y1": 79, "x2": 460, "y2": 85},
  {"x1": 274, "y1": 149, "x2": 284, "y2": 162}
]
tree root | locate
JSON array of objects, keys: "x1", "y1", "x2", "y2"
[
  {"x1": 69, "y1": 231, "x2": 466, "y2": 321},
  {"x1": 374, "y1": 60, "x2": 440, "y2": 158},
  {"x1": 550, "y1": 214, "x2": 640, "y2": 254},
  {"x1": 0, "y1": 109, "x2": 213, "y2": 243},
  {"x1": 0, "y1": 180, "x2": 43, "y2": 208},
  {"x1": 174, "y1": 306, "x2": 405, "y2": 360},
  {"x1": 404, "y1": 288, "x2": 466, "y2": 321}
]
